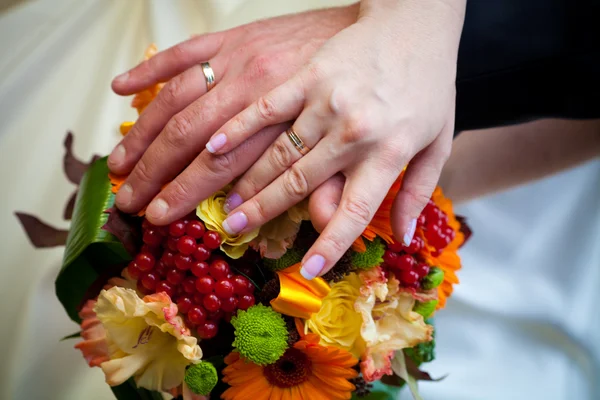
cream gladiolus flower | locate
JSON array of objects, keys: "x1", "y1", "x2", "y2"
[
  {"x1": 94, "y1": 286, "x2": 202, "y2": 391},
  {"x1": 196, "y1": 187, "x2": 259, "y2": 259},
  {"x1": 355, "y1": 267, "x2": 433, "y2": 382}
]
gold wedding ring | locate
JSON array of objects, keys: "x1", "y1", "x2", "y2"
[
  {"x1": 200, "y1": 62, "x2": 216, "y2": 91},
  {"x1": 286, "y1": 127, "x2": 310, "y2": 155}
]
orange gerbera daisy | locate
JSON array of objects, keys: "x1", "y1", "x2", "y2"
[
  {"x1": 419, "y1": 186, "x2": 465, "y2": 310},
  {"x1": 221, "y1": 334, "x2": 358, "y2": 400}
]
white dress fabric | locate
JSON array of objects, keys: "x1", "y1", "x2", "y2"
[{"x1": 0, "y1": 1, "x2": 598, "y2": 399}]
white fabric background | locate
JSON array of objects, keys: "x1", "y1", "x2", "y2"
[{"x1": 0, "y1": 1, "x2": 598, "y2": 399}]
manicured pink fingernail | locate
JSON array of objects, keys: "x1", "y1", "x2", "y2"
[
  {"x1": 222, "y1": 212, "x2": 248, "y2": 235},
  {"x1": 300, "y1": 255, "x2": 326, "y2": 280},
  {"x1": 224, "y1": 193, "x2": 242, "y2": 214},
  {"x1": 108, "y1": 145, "x2": 126, "y2": 167},
  {"x1": 113, "y1": 72, "x2": 129, "y2": 84},
  {"x1": 206, "y1": 133, "x2": 227, "y2": 153},
  {"x1": 147, "y1": 199, "x2": 169, "y2": 220},
  {"x1": 403, "y1": 218, "x2": 417, "y2": 246},
  {"x1": 116, "y1": 183, "x2": 133, "y2": 207}
]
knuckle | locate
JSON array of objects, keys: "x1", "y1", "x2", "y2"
[
  {"x1": 161, "y1": 77, "x2": 185, "y2": 108},
  {"x1": 318, "y1": 231, "x2": 347, "y2": 256},
  {"x1": 342, "y1": 113, "x2": 372, "y2": 144},
  {"x1": 169, "y1": 44, "x2": 188, "y2": 63},
  {"x1": 133, "y1": 157, "x2": 154, "y2": 184},
  {"x1": 255, "y1": 95, "x2": 277, "y2": 121},
  {"x1": 166, "y1": 112, "x2": 194, "y2": 147},
  {"x1": 269, "y1": 138, "x2": 293, "y2": 169},
  {"x1": 341, "y1": 196, "x2": 374, "y2": 227},
  {"x1": 204, "y1": 151, "x2": 234, "y2": 176},
  {"x1": 403, "y1": 187, "x2": 433, "y2": 212},
  {"x1": 248, "y1": 54, "x2": 277, "y2": 80},
  {"x1": 247, "y1": 197, "x2": 269, "y2": 222},
  {"x1": 303, "y1": 62, "x2": 324, "y2": 84},
  {"x1": 282, "y1": 165, "x2": 310, "y2": 198}
]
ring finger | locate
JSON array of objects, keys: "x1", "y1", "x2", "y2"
[
  {"x1": 225, "y1": 112, "x2": 326, "y2": 213},
  {"x1": 108, "y1": 59, "x2": 226, "y2": 175}
]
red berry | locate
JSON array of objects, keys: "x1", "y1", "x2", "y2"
[
  {"x1": 224, "y1": 312, "x2": 233, "y2": 323},
  {"x1": 209, "y1": 260, "x2": 230, "y2": 280},
  {"x1": 203, "y1": 294, "x2": 221, "y2": 312},
  {"x1": 167, "y1": 237, "x2": 180, "y2": 251},
  {"x1": 207, "y1": 309, "x2": 224, "y2": 321},
  {"x1": 182, "y1": 277, "x2": 196, "y2": 294},
  {"x1": 203, "y1": 231, "x2": 221, "y2": 250},
  {"x1": 186, "y1": 221, "x2": 206, "y2": 239},
  {"x1": 193, "y1": 293, "x2": 205, "y2": 305},
  {"x1": 444, "y1": 227, "x2": 456, "y2": 241},
  {"x1": 141, "y1": 272, "x2": 159, "y2": 291},
  {"x1": 415, "y1": 263, "x2": 430, "y2": 278},
  {"x1": 425, "y1": 224, "x2": 441, "y2": 241},
  {"x1": 135, "y1": 252, "x2": 155, "y2": 271},
  {"x1": 405, "y1": 237, "x2": 424, "y2": 254},
  {"x1": 383, "y1": 250, "x2": 399, "y2": 268},
  {"x1": 388, "y1": 240, "x2": 404, "y2": 253},
  {"x1": 168, "y1": 220, "x2": 186, "y2": 237},
  {"x1": 142, "y1": 219, "x2": 154, "y2": 230},
  {"x1": 177, "y1": 296, "x2": 193, "y2": 314},
  {"x1": 166, "y1": 268, "x2": 185, "y2": 285},
  {"x1": 143, "y1": 229, "x2": 164, "y2": 247},
  {"x1": 177, "y1": 236, "x2": 197, "y2": 255},
  {"x1": 400, "y1": 269, "x2": 420, "y2": 285},
  {"x1": 417, "y1": 214, "x2": 427, "y2": 227},
  {"x1": 238, "y1": 295, "x2": 255, "y2": 310},
  {"x1": 127, "y1": 261, "x2": 142, "y2": 280},
  {"x1": 154, "y1": 260, "x2": 168, "y2": 277},
  {"x1": 174, "y1": 254, "x2": 192, "y2": 271},
  {"x1": 232, "y1": 276, "x2": 252, "y2": 295},
  {"x1": 397, "y1": 254, "x2": 416, "y2": 271},
  {"x1": 195, "y1": 276, "x2": 215, "y2": 294},
  {"x1": 191, "y1": 261, "x2": 209, "y2": 277},
  {"x1": 141, "y1": 244, "x2": 162, "y2": 258},
  {"x1": 193, "y1": 244, "x2": 211, "y2": 261},
  {"x1": 188, "y1": 306, "x2": 207, "y2": 325},
  {"x1": 197, "y1": 321, "x2": 218, "y2": 339},
  {"x1": 156, "y1": 281, "x2": 174, "y2": 297},
  {"x1": 221, "y1": 296, "x2": 239, "y2": 312},
  {"x1": 161, "y1": 251, "x2": 176, "y2": 268},
  {"x1": 215, "y1": 279, "x2": 235, "y2": 299}
]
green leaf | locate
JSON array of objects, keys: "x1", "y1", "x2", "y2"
[
  {"x1": 56, "y1": 157, "x2": 131, "y2": 323},
  {"x1": 60, "y1": 331, "x2": 81, "y2": 341}
]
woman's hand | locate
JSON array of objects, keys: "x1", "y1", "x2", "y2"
[
  {"x1": 148, "y1": 0, "x2": 466, "y2": 279},
  {"x1": 108, "y1": 5, "x2": 359, "y2": 213}
]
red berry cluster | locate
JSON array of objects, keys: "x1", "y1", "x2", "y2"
[
  {"x1": 126, "y1": 215, "x2": 255, "y2": 339},
  {"x1": 382, "y1": 199, "x2": 455, "y2": 288}
]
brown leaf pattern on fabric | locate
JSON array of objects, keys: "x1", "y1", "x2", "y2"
[{"x1": 101, "y1": 207, "x2": 142, "y2": 257}]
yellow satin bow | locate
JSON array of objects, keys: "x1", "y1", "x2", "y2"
[{"x1": 270, "y1": 263, "x2": 330, "y2": 319}]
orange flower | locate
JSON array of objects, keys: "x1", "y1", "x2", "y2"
[
  {"x1": 221, "y1": 334, "x2": 358, "y2": 400},
  {"x1": 419, "y1": 186, "x2": 464, "y2": 309},
  {"x1": 131, "y1": 44, "x2": 164, "y2": 115},
  {"x1": 352, "y1": 177, "x2": 401, "y2": 252}
]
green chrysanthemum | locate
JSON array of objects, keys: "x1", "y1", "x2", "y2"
[
  {"x1": 413, "y1": 300, "x2": 438, "y2": 318},
  {"x1": 184, "y1": 361, "x2": 218, "y2": 395},
  {"x1": 263, "y1": 247, "x2": 303, "y2": 271},
  {"x1": 351, "y1": 237, "x2": 385, "y2": 270},
  {"x1": 231, "y1": 304, "x2": 288, "y2": 365},
  {"x1": 422, "y1": 266, "x2": 444, "y2": 290}
]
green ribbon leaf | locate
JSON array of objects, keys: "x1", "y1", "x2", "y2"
[{"x1": 56, "y1": 157, "x2": 131, "y2": 323}]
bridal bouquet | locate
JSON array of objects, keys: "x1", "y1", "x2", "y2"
[{"x1": 17, "y1": 46, "x2": 471, "y2": 400}]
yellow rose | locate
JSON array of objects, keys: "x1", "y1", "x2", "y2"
[
  {"x1": 305, "y1": 273, "x2": 366, "y2": 358},
  {"x1": 196, "y1": 187, "x2": 259, "y2": 259},
  {"x1": 94, "y1": 287, "x2": 202, "y2": 391}
]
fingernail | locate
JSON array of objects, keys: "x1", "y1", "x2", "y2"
[
  {"x1": 300, "y1": 255, "x2": 326, "y2": 280},
  {"x1": 147, "y1": 199, "x2": 169, "y2": 220},
  {"x1": 116, "y1": 183, "x2": 133, "y2": 207},
  {"x1": 224, "y1": 193, "x2": 243, "y2": 214},
  {"x1": 113, "y1": 72, "x2": 129, "y2": 84},
  {"x1": 108, "y1": 145, "x2": 126, "y2": 168},
  {"x1": 403, "y1": 218, "x2": 417, "y2": 246},
  {"x1": 206, "y1": 133, "x2": 227, "y2": 153},
  {"x1": 222, "y1": 212, "x2": 248, "y2": 235}
]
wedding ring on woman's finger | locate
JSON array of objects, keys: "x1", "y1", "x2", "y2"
[
  {"x1": 200, "y1": 62, "x2": 216, "y2": 91},
  {"x1": 286, "y1": 127, "x2": 310, "y2": 155}
]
